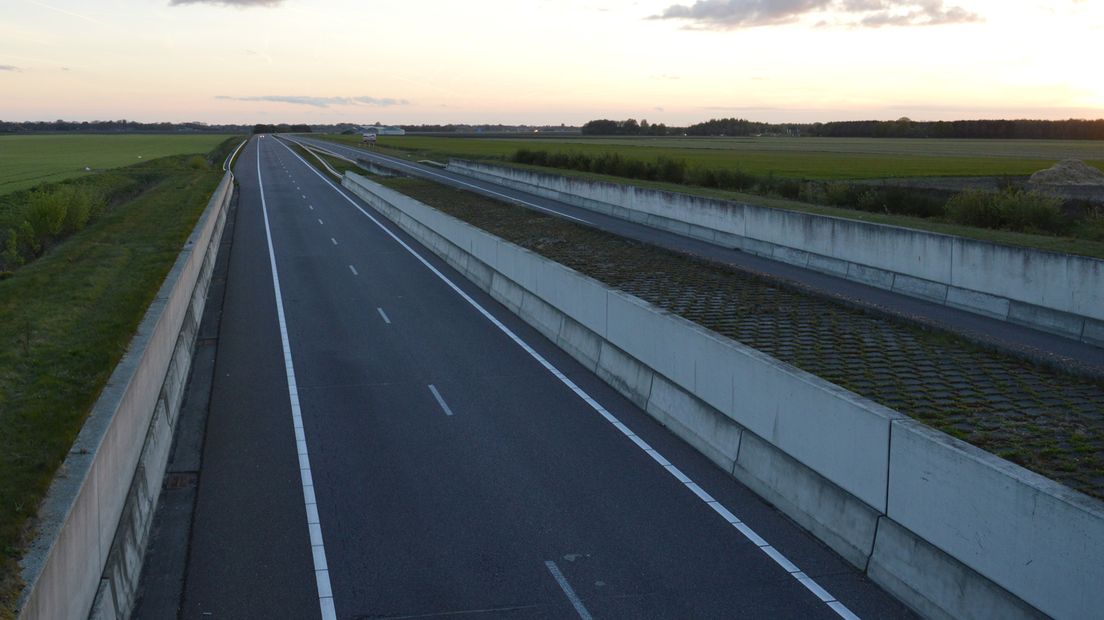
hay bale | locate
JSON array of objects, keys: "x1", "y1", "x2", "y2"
[{"x1": 1029, "y1": 159, "x2": 1104, "y2": 186}]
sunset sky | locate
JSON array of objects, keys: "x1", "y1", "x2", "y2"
[{"x1": 2, "y1": 0, "x2": 1102, "y2": 125}]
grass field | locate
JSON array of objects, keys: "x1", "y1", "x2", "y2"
[
  {"x1": 321, "y1": 134, "x2": 1104, "y2": 180},
  {"x1": 0, "y1": 145, "x2": 232, "y2": 615},
  {"x1": 0, "y1": 134, "x2": 232, "y2": 196}
]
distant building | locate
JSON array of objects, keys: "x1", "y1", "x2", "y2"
[{"x1": 359, "y1": 124, "x2": 405, "y2": 136}]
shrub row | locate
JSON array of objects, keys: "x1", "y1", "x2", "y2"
[
  {"x1": 510, "y1": 148, "x2": 1074, "y2": 236},
  {"x1": 945, "y1": 189, "x2": 1067, "y2": 234}
]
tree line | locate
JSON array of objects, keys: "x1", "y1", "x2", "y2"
[
  {"x1": 252, "y1": 124, "x2": 312, "y2": 134},
  {"x1": 0, "y1": 120, "x2": 251, "y2": 133},
  {"x1": 581, "y1": 117, "x2": 1104, "y2": 140}
]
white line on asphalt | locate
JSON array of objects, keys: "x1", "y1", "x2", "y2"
[
  {"x1": 292, "y1": 138, "x2": 592, "y2": 225},
  {"x1": 544, "y1": 561, "x2": 593, "y2": 620},
  {"x1": 256, "y1": 143, "x2": 337, "y2": 620},
  {"x1": 331, "y1": 237, "x2": 338, "y2": 245},
  {"x1": 277, "y1": 138, "x2": 859, "y2": 619},
  {"x1": 303, "y1": 194, "x2": 307, "y2": 199},
  {"x1": 377, "y1": 307, "x2": 391, "y2": 324},
  {"x1": 318, "y1": 218, "x2": 324, "y2": 225},
  {"x1": 348, "y1": 265, "x2": 358, "y2": 276},
  {"x1": 309, "y1": 205, "x2": 314, "y2": 210},
  {"x1": 427, "y1": 384, "x2": 454, "y2": 416}
]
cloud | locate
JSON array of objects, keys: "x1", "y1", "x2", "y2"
[
  {"x1": 170, "y1": 0, "x2": 284, "y2": 7},
  {"x1": 650, "y1": 0, "x2": 981, "y2": 29},
  {"x1": 215, "y1": 95, "x2": 410, "y2": 108},
  {"x1": 0, "y1": 65, "x2": 20, "y2": 71}
]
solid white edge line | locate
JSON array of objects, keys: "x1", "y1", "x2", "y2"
[
  {"x1": 377, "y1": 307, "x2": 391, "y2": 324},
  {"x1": 275, "y1": 138, "x2": 859, "y2": 619},
  {"x1": 544, "y1": 560, "x2": 594, "y2": 620},
  {"x1": 256, "y1": 140, "x2": 338, "y2": 620},
  {"x1": 427, "y1": 384, "x2": 454, "y2": 417},
  {"x1": 293, "y1": 137, "x2": 592, "y2": 225},
  {"x1": 223, "y1": 138, "x2": 248, "y2": 172}
]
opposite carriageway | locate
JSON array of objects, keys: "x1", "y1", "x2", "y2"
[{"x1": 289, "y1": 134, "x2": 1104, "y2": 376}]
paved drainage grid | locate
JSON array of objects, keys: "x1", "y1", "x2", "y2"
[{"x1": 380, "y1": 177, "x2": 1104, "y2": 500}]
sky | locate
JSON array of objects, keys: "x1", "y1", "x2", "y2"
[{"x1": 1, "y1": 0, "x2": 1102, "y2": 125}]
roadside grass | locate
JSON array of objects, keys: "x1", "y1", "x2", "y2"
[
  {"x1": 315, "y1": 134, "x2": 1104, "y2": 180},
  {"x1": 0, "y1": 134, "x2": 232, "y2": 197},
  {"x1": 286, "y1": 141, "x2": 361, "y2": 177},
  {"x1": 493, "y1": 162, "x2": 1104, "y2": 260},
  {"x1": 0, "y1": 151, "x2": 228, "y2": 616},
  {"x1": 310, "y1": 135, "x2": 1104, "y2": 259}
]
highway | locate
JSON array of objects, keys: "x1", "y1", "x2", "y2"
[
  {"x1": 290, "y1": 135, "x2": 1104, "y2": 376},
  {"x1": 136, "y1": 135, "x2": 915, "y2": 618}
]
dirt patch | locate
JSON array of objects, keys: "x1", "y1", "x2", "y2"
[{"x1": 1030, "y1": 160, "x2": 1104, "y2": 186}]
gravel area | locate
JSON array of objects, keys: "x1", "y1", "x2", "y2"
[{"x1": 378, "y1": 176, "x2": 1104, "y2": 500}]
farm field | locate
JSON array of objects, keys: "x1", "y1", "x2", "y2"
[
  {"x1": 0, "y1": 134, "x2": 231, "y2": 196},
  {"x1": 322, "y1": 134, "x2": 1104, "y2": 180}
]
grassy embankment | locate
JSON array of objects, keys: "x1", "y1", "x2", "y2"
[
  {"x1": 320, "y1": 134, "x2": 1104, "y2": 179},
  {"x1": 316, "y1": 134, "x2": 1104, "y2": 259},
  {"x1": 0, "y1": 134, "x2": 232, "y2": 196},
  {"x1": 0, "y1": 137, "x2": 240, "y2": 616}
]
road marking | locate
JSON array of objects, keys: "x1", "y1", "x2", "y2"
[
  {"x1": 302, "y1": 194, "x2": 307, "y2": 199},
  {"x1": 348, "y1": 265, "x2": 358, "y2": 276},
  {"x1": 331, "y1": 237, "x2": 338, "y2": 245},
  {"x1": 544, "y1": 561, "x2": 593, "y2": 620},
  {"x1": 427, "y1": 384, "x2": 454, "y2": 416},
  {"x1": 222, "y1": 138, "x2": 247, "y2": 172},
  {"x1": 318, "y1": 218, "x2": 324, "y2": 225},
  {"x1": 278, "y1": 138, "x2": 859, "y2": 619},
  {"x1": 255, "y1": 143, "x2": 337, "y2": 620},
  {"x1": 309, "y1": 205, "x2": 315, "y2": 210},
  {"x1": 292, "y1": 138, "x2": 592, "y2": 225},
  {"x1": 377, "y1": 307, "x2": 391, "y2": 324}
]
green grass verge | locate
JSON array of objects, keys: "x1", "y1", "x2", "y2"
[
  {"x1": 316, "y1": 134, "x2": 1104, "y2": 180},
  {"x1": 0, "y1": 134, "x2": 233, "y2": 196},
  {"x1": 0, "y1": 151, "x2": 228, "y2": 616}
]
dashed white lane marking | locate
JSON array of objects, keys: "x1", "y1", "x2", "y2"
[
  {"x1": 377, "y1": 307, "x2": 391, "y2": 324},
  {"x1": 256, "y1": 142, "x2": 338, "y2": 620},
  {"x1": 309, "y1": 205, "x2": 314, "y2": 210},
  {"x1": 331, "y1": 237, "x2": 338, "y2": 245},
  {"x1": 276, "y1": 138, "x2": 860, "y2": 619},
  {"x1": 544, "y1": 560, "x2": 593, "y2": 620},
  {"x1": 427, "y1": 384, "x2": 454, "y2": 416},
  {"x1": 348, "y1": 265, "x2": 358, "y2": 276},
  {"x1": 318, "y1": 218, "x2": 324, "y2": 225},
  {"x1": 302, "y1": 194, "x2": 307, "y2": 199}
]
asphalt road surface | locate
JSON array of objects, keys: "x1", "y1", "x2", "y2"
[
  {"x1": 150, "y1": 135, "x2": 916, "y2": 619},
  {"x1": 291, "y1": 135, "x2": 1104, "y2": 377}
]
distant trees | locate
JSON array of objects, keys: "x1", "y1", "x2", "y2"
[
  {"x1": 252, "y1": 123, "x2": 312, "y2": 134},
  {"x1": 581, "y1": 118, "x2": 669, "y2": 136},
  {"x1": 0, "y1": 119, "x2": 249, "y2": 133},
  {"x1": 806, "y1": 119, "x2": 1104, "y2": 140},
  {"x1": 579, "y1": 116, "x2": 1104, "y2": 140}
]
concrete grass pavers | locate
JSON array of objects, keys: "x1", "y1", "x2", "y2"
[{"x1": 386, "y1": 176, "x2": 1104, "y2": 501}]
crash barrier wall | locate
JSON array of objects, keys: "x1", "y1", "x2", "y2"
[
  {"x1": 17, "y1": 172, "x2": 234, "y2": 620},
  {"x1": 446, "y1": 160, "x2": 1104, "y2": 346},
  {"x1": 345, "y1": 170, "x2": 1103, "y2": 620}
]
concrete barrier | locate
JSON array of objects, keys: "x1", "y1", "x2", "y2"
[
  {"x1": 17, "y1": 172, "x2": 235, "y2": 620},
  {"x1": 446, "y1": 160, "x2": 1104, "y2": 346},
  {"x1": 343, "y1": 171, "x2": 1104, "y2": 619}
]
